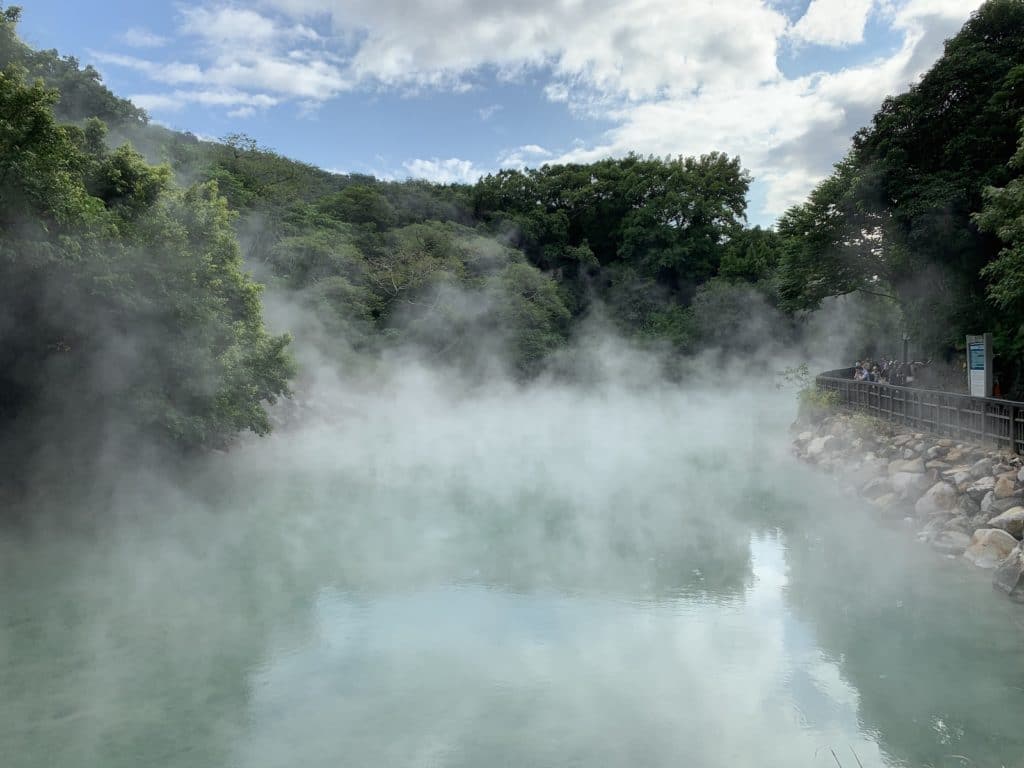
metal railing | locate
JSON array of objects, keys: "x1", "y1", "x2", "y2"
[{"x1": 815, "y1": 369, "x2": 1024, "y2": 455}]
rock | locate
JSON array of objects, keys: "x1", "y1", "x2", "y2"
[
  {"x1": 988, "y1": 495, "x2": 1024, "y2": 516},
  {"x1": 957, "y1": 494, "x2": 981, "y2": 517},
  {"x1": 889, "y1": 458, "x2": 925, "y2": 475},
  {"x1": 963, "y1": 529, "x2": 1019, "y2": 568},
  {"x1": 1017, "y1": 465, "x2": 1024, "y2": 483},
  {"x1": 981, "y1": 490, "x2": 995, "y2": 515},
  {"x1": 914, "y1": 482, "x2": 958, "y2": 517},
  {"x1": 871, "y1": 493, "x2": 899, "y2": 512},
  {"x1": 807, "y1": 435, "x2": 834, "y2": 458},
  {"x1": 937, "y1": 438, "x2": 955, "y2": 448},
  {"x1": 965, "y1": 476, "x2": 997, "y2": 501},
  {"x1": 925, "y1": 445, "x2": 946, "y2": 460},
  {"x1": 945, "y1": 448, "x2": 966, "y2": 463},
  {"x1": 993, "y1": 545, "x2": 1024, "y2": 599},
  {"x1": 943, "y1": 468, "x2": 972, "y2": 488},
  {"x1": 943, "y1": 515, "x2": 971, "y2": 533},
  {"x1": 891, "y1": 471, "x2": 930, "y2": 499},
  {"x1": 970, "y1": 458, "x2": 994, "y2": 478},
  {"x1": 902, "y1": 448, "x2": 916, "y2": 460},
  {"x1": 925, "y1": 460, "x2": 951, "y2": 471},
  {"x1": 861, "y1": 477, "x2": 892, "y2": 500},
  {"x1": 986, "y1": 506, "x2": 1024, "y2": 538},
  {"x1": 918, "y1": 517, "x2": 945, "y2": 541},
  {"x1": 797, "y1": 431, "x2": 813, "y2": 443},
  {"x1": 932, "y1": 530, "x2": 971, "y2": 555},
  {"x1": 994, "y1": 475, "x2": 1016, "y2": 499},
  {"x1": 893, "y1": 434, "x2": 914, "y2": 446}
]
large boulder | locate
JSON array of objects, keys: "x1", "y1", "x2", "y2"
[
  {"x1": 994, "y1": 475, "x2": 1017, "y2": 499},
  {"x1": 943, "y1": 515, "x2": 971, "y2": 534},
  {"x1": 963, "y1": 529, "x2": 1019, "y2": 568},
  {"x1": 986, "y1": 507, "x2": 1024, "y2": 539},
  {"x1": 891, "y1": 471, "x2": 931, "y2": 499},
  {"x1": 942, "y1": 468, "x2": 972, "y2": 488},
  {"x1": 889, "y1": 458, "x2": 925, "y2": 475},
  {"x1": 914, "y1": 482, "x2": 958, "y2": 517},
  {"x1": 980, "y1": 491, "x2": 996, "y2": 515},
  {"x1": 970, "y1": 458, "x2": 994, "y2": 478},
  {"x1": 861, "y1": 477, "x2": 892, "y2": 500},
  {"x1": 992, "y1": 545, "x2": 1024, "y2": 600},
  {"x1": 988, "y1": 495, "x2": 1024, "y2": 516},
  {"x1": 932, "y1": 530, "x2": 972, "y2": 555},
  {"x1": 806, "y1": 435, "x2": 834, "y2": 458},
  {"x1": 965, "y1": 476, "x2": 997, "y2": 501},
  {"x1": 957, "y1": 494, "x2": 981, "y2": 517}
]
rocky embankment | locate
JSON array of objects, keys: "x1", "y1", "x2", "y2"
[{"x1": 793, "y1": 412, "x2": 1024, "y2": 601}]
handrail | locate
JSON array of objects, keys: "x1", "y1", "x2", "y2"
[{"x1": 815, "y1": 370, "x2": 1024, "y2": 455}]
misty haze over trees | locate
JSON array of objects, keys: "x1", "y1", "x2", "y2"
[{"x1": 2, "y1": 0, "x2": 1024, "y2": 459}]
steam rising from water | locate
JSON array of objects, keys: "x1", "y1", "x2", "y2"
[{"x1": 3, "y1": 322, "x2": 1024, "y2": 767}]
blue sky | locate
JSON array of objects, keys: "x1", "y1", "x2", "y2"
[{"x1": 17, "y1": 0, "x2": 983, "y2": 226}]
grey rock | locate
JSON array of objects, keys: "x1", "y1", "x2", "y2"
[
  {"x1": 988, "y1": 495, "x2": 1024, "y2": 516},
  {"x1": 965, "y1": 476, "x2": 997, "y2": 501},
  {"x1": 981, "y1": 490, "x2": 996, "y2": 515},
  {"x1": 993, "y1": 544, "x2": 1024, "y2": 599},
  {"x1": 986, "y1": 507, "x2": 1024, "y2": 539},
  {"x1": 889, "y1": 458, "x2": 926, "y2": 475},
  {"x1": 914, "y1": 482, "x2": 958, "y2": 517},
  {"x1": 932, "y1": 530, "x2": 972, "y2": 555},
  {"x1": 807, "y1": 435, "x2": 834, "y2": 458},
  {"x1": 971, "y1": 458, "x2": 994, "y2": 478},
  {"x1": 891, "y1": 471, "x2": 930, "y2": 499},
  {"x1": 943, "y1": 515, "x2": 971, "y2": 533},
  {"x1": 902, "y1": 448, "x2": 916, "y2": 460},
  {"x1": 861, "y1": 477, "x2": 892, "y2": 500},
  {"x1": 963, "y1": 528, "x2": 1019, "y2": 569},
  {"x1": 957, "y1": 494, "x2": 981, "y2": 517},
  {"x1": 943, "y1": 469, "x2": 972, "y2": 488}
]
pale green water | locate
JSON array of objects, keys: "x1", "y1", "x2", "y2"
[{"x1": 2, "y1": 384, "x2": 1023, "y2": 768}]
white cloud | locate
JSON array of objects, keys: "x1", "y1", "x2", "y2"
[
  {"x1": 129, "y1": 89, "x2": 279, "y2": 114},
  {"x1": 478, "y1": 103, "x2": 503, "y2": 121},
  {"x1": 180, "y1": 6, "x2": 286, "y2": 44},
  {"x1": 403, "y1": 158, "x2": 487, "y2": 185},
  {"x1": 262, "y1": 0, "x2": 787, "y2": 98},
  {"x1": 498, "y1": 144, "x2": 552, "y2": 169},
  {"x1": 96, "y1": 0, "x2": 986, "y2": 220},
  {"x1": 790, "y1": 0, "x2": 875, "y2": 47},
  {"x1": 120, "y1": 28, "x2": 169, "y2": 48},
  {"x1": 129, "y1": 93, "x2": 184, "y2": 112}
]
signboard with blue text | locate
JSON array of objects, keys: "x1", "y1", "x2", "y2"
[{"x1": 966, "y1": 333, "x2": 992, "y2": 397}]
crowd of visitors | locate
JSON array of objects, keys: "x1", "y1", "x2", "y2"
[{"x1": 853, "y1": 358, "x2": 922, "y2": 386}]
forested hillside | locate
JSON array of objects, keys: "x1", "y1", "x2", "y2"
[{"x1": 2, "y1": 0, "x2": 1024, "y2": 458}]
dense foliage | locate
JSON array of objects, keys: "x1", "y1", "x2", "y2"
[
  {"x1": 0, "y1": 7, "x2": 293, "y2": 451},
  {"x1": 775, "y1": 0, "x2": 1024, "y2": 392}
]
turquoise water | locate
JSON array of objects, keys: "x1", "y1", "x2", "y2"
[{"x1": 2, "y1": 385, "x2": 1023, "y2": 768}]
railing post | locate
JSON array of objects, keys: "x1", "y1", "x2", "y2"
[{"x1": 1010, "y1": 404, "x2": 1018, "y2": 453}]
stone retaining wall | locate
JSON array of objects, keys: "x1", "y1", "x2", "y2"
[{"x1": 793, "y1": 411, "x2": 1024, "y2": 600}]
